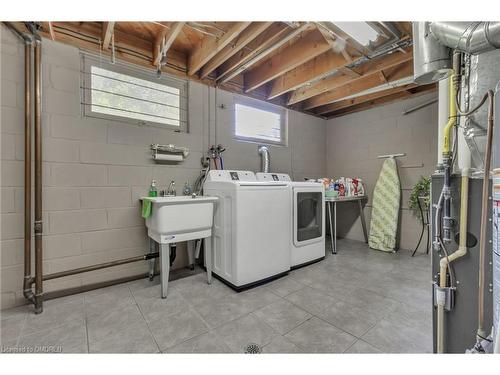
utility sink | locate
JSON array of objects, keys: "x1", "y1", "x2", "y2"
[
  {"x1": 141, "y1": 195, "x2": 218, "y2": 244},
  {"x1": 141, "y1": 195, "x2": 218, "y2": 299}
]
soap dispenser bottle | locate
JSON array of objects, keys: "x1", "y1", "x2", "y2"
[
  {"x1": 149, "y1": 180, "x2": 158, "y2": 197},
  {"x1": 183, "y1": 181, "x2": 192, "y2": 196}
]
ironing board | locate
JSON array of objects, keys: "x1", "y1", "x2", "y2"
[{"x1": 368, "y1": 157, "x2": 401, "y2": 252}]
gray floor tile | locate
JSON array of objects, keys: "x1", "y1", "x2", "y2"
[
  {"x1": 1, "y1": 305, "x2": 29, "y2": 322},
  {"x1": 316, "y1": 299, "x2": 379, "y2": 338},
  {"x1": 86, "y1": 303, "x2": 146, "y2": 344},
  {"x1": 89, "y1": 320, "x2": 159, "y2": 353},
  {"x1": 22, "y1": 298, "x2": 85, "y2": 336},
  {"x1": 213, "y1": 314, "x2": 279, "y2": 353},
  {"x1": 285, "y1": 287, "x2": 335, "y2": 316},
  {"x1": 361, "y1": 315, "x2": 431, "y2": 353},
  {"x1": 165, "y1": 331, "x2": 232, "y2": 353},
  {"x1": 262, "y1": 335, "x2": 303, "y2": 353},
  {"x1": 265, "y1": 276, "x2": 305, "y2": 297},
  {"x1": 345, "y1": 339, "x2": 382, "y2": 353},
  {"x1": 234, "y1": 287, "x2": 282, "y2": 312},
  {"x1": 192, "y1": 295, "x2": 252, "y2": 329},
  {"x1": 84, "y1": 284, "x2": 136, "y2": 318},
  {"x1": 175, "y1": 278, "x2": 234, "y2": 307},
  {"x1": 148, "y1": 308, "x2": 208, "y2": 351},
  {"x1": 253, "y1": 299, "x2": 311, "y2": 335},
  {"x1": 17, "y1": 320, "x2": 87, "y2": 353},
  {"x1": 285, "y1": 317, "x2": 356, "y2": 353},
  {"x1": 5, "y1": 238, "x2": 431, "y2": 354},
  {"x1": 133, "y1": 286, "x2": 190, "y2": 323},
  {"x1": 1, "y1": 313, "x2": 26, "y2": 344}
]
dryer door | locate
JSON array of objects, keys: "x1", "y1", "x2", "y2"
[{"x1": 293, "y1": 187, "x2": 324, "y2": 247}]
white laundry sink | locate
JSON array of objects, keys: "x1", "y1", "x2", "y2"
[
  {"x1": 141, "y1": 195, "x2": 218, "y2": 299},
  {"x1": 142, "y1": 195, "x2": 218, "y2": 243}
]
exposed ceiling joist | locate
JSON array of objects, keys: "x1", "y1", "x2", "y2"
[
  {"x1": 289, "y1": 48, "x2": 413, "y2": 105},
  {"x1": 153, "y1": 22, "x2": 185, "y2": 66},
  {"x1": 46, "y1": 22, "x2": 56, "y2": 40},
  {"x1": 338, "y1": 66, "x2": 361, "y2": 78},
  {"x1": 314, "y1": 83, "x2": 418, "y2": 115},
  {"x1": 217, "y1": 22, "x2": 311, "y2": 84},
  {"x1": 199, "y1": 22, "x2": 273, "y2": 79},
  {"x1": 188, "y1": 22, "x2": 251, "y2": 76},
  {"x1": 267, "y1": 50, "x2": 349, "y2": 100},
  {"x1": 244, "y1": 29, "x2": 331, "y2": 93},
  {"x1": 302, "y1": 59, "x2": 414, "y2": 110},
  {"x1": 102, "y1": 22, "x2": 115, "y2": 49},
  {"x1": 326, "y1": 84, "x2": 437, "y2": 119}
]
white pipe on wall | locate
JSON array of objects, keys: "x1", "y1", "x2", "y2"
[{"x1": 438, "y1": 78, "x2": 450, "y2": 166}]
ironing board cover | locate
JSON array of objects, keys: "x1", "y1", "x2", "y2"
[{"x1": 368, "y1": 157, "x2": 401, "y2": 252}]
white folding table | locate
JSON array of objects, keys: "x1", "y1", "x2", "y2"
[{"x1": 325, "y1": 195, "x2": 368, "y2": 254}]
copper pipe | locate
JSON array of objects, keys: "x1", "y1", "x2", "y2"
[
  {"x1": 33, "y1": 38, "x2": 43, "y2": 314},
  {"x1": 23, "y1": 38, "x2": 34, "y2": 303},
  {"x1": 477, "y1": 90, "x2": 495, "y2": 341},
  {"x1": 41, "y1": 252, "x2": 159, "y2": 281},
  {"x1": 43, "y1": 272, "x2": 159, "y2": 301}
]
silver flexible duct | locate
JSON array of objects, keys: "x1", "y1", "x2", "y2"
[
  {"x1": 430, "y1": 22, "x2": 500, "y2": 55},
  {"x1": 413, "y1": 22, "x2": 500, "y2": 84},
  {"x1": 258, "y1": 145, "x2": 270, "y2": 173}
]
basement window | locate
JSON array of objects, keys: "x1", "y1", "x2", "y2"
[
  {"x1": 233, "y1": 98, "x2": 287, "y2": 146},
  {"x1": 81, "y1": 54, "x2": 188, "y2": 131}
]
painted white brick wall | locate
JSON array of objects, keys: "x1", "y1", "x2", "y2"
[
  {"x1": 0, "y1": 25, "x2": 327, "y2": 309},
  {"x1": 326, "y1": 92, "x2": 439, "y2": 251}
]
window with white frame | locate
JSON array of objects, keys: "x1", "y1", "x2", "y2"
[
  {"x1": 81, "y1": 54, "x2": 188, "y2": 131},
  {"x1": 233, "y1": 98, "x2": 287, "y2": 145}
]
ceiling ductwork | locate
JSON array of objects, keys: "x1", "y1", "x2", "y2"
[{"x1": 413, "y1": 21, "x2": 500, "y2": 84}]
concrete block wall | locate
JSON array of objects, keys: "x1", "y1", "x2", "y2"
[
  {"x1": 325, "y1": 92, "x2": 438, "y2": 251},
  {"x1": 0, "y1": 25, "x2": 326, "y2": 309}
]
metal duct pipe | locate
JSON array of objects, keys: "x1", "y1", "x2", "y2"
[
  {"x1": 258, "y1": 145, "x2": 270, "y2": 173},
  {"x1": 413, "y1": 22, "x2": 500, "y2": 84},
  {"x1": 33, "y1": 37, "x2": 43, "y2": 314},
  {"x1": 430, "y1": 22, "x2": 500, "y2": 55},
  {"x1": 413, "y1": 22, "x2": 453, "y2": 85}
]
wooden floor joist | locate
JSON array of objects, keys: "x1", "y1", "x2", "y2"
[
  {"x1": 313, "y1": 83, "x2": 418, "y2": 115},
  {"x1": 4, "y1": 21, "x2": 424, "y2": 117},
  {"x1": 301, "y1": 59, "x2": 414, "y2": 110},
  {"x1": 288, "y1": 47, "x2": 413, "y2": 105},
  {"x1": 188, "y1": 22, "x2": 251, "y2": 76},
  {"x1": 199, "y1": 22, "x2": 273, "y2": 79},
  {"x1": 325, "y1": 83, "x2": 437, "y2": 118},
  {"x1": 243, "y1": 29, "x2": 331, "y2": 93}
]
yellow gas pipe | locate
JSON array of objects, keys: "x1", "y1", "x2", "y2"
[{"x1": 442, "y1": 74, "x2": 457, "y2": 157}]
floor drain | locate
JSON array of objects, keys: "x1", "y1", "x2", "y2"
[{"x1": 244, "y1": 343, "x2": 262, "y2": 354}]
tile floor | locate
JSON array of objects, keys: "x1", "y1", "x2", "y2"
[{"x1": 0, "y1": 239, "x2": 432, "y2": 353}]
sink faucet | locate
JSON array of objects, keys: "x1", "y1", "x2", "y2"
[{"x1": 166, "y1": 180, "x2": 176, "y2": 196}]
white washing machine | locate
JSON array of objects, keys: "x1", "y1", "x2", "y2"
[
  {"x1": 256, "y1": 173, "x2": 325, "y2": 268},
  {"x1": 203, "y1": 170, "x2": 291, "y2": 290}
]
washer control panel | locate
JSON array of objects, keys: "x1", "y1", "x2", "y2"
[{"x1": 256, "y1": 172, "x2": 292, "y2": 182}]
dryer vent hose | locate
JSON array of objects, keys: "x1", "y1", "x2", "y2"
[{"x1": 258, "y1": 146, "x2": 270, "y2": 173}]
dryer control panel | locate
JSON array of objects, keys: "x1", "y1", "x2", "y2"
[
  {"x1": 256, "y1": 172, "x2": 291, "y2": 182},
  {"x1": 205, "y1": 170, "x2": 257, "y2": 182}
]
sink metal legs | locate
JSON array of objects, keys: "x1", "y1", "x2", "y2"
[
  {"x1": 204, "y1": 236, "x2": 212, "y2": 285},
  {"x1": 153, "y1": 235, "x2": 213, "y2": 299},
  {"x1": 148, "y1": 238, "x2": 156, "y2": 281},
  {"x1": 160, "y1": 243, "x2": 170, "y2": 299}
]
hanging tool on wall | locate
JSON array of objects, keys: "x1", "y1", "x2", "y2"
[{"x1": 207, "y1": 144, "x2": 226, "y2": 170}]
